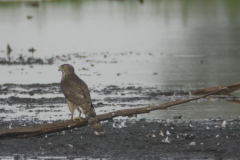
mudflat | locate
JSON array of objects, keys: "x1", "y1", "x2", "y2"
[{"x1": 0, "y1": 118, "x2": 239, "y2": 159}]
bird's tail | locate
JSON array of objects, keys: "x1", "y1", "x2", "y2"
[
  {"x1": 82, "y1": 105, "x2": 104, "y2": 135},
  {"x1": 88, "y1": 116, "x2": 104, "y2": 135}
]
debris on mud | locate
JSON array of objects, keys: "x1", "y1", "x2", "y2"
[{"x1": 0, "y1": 119, "x2": 240, "y2": 159}]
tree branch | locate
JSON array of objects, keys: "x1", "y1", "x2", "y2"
[{"x1": 192, "y1": 82, "x2": 240, "y2": 95}]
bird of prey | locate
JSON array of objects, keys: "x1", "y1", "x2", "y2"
[{"x1": 59, "y1": 64, "x2": 104, "y2": 135}]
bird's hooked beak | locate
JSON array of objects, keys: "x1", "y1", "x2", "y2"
[{"x1": 58, "y1": 67, "x2": 61, "y2": 71}]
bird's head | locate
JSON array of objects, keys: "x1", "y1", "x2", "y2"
[{"x1": 59, "y1": 64, "x2": 75, "y2": 76}]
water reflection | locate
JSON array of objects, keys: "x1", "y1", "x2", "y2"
[
  {"x1": 0, "y1": 0, "x2": 239, "y2": 55},
  {"x1": 0, "y1": 0, "x2": 240, "y2": 55}
]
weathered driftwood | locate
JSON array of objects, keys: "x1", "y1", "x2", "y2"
[
  {"x1": 0, "y1": 87, "x2": 228, "y2": 138},
  {"x1": 192, "y1": 82, "x2": 240, "y2": 95}
]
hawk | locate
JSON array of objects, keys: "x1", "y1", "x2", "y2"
[{"x1": 59, "y1": 64, "x2": 104, "y2": 135}]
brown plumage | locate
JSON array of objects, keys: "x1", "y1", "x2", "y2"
[{"x1": 59, "y1": 64, "x2": 104, "y2": 135}]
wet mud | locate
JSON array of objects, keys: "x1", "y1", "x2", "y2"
[
  {"x1": 0, "y1": 83, "x2": 189, "y2": 106},
  {"x1": 0, "y1": 82, "x2": 239, "y2": 120},
  {"x1": 0, "y1": 83, "x2": 183, "y2": 122},
  {"x1": 0, "y1": 119, "x2": 240, "y2": 159},
  {"x1": 0, "y1": 52, "x2": 124, "y2": 66}
]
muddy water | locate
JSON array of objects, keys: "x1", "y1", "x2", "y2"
[{"x1": 1, "y1": 0, "x2": 240, "y2": 123}]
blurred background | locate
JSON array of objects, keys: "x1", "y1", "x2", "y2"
[{"x1": 0, "y1": 0, "x2": 240, "y2": 122}]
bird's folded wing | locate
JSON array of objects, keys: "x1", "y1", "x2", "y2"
[{"x1": 61, "y1": 78, "x2": 92, "y2": 106}]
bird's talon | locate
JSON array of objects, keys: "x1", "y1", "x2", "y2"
[{"x1": 74, "y1": 117, "x2": 82, "y2": 121}]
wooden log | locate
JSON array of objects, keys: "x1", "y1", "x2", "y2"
[
  {"x1": 0, "y1": 87, "x2": 228, "y2": 138},
  {"x1": 192, "y1": 82, "x2": 240, "y2": 95}
]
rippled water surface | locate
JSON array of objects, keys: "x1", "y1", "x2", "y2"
[{"x1": 1, "y1": 0, "x2": 240, "y2": 122}]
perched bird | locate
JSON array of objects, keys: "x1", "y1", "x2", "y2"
[
  {"x1": 7, "y1": 44, "x2": 12, "y2": 54},
  {"x1": 7, "y1": 44, "x2": 12, "y2": 60},
  {"x1": 28, "y1": 47, "x2": 36, "y2": 53},
  {"x1": 59, "y1": 64, "x2": 104, "y2": 135}
]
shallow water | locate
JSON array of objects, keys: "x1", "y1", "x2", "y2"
[{"x1": 1, "y1": 0, "x2": 240, "y2": 122}]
